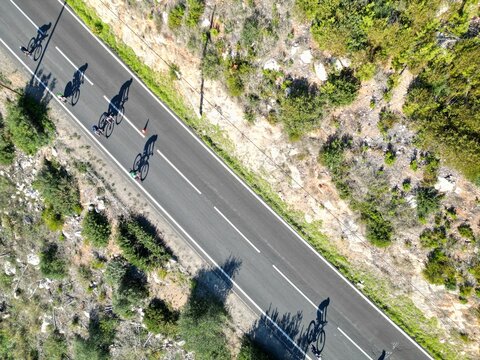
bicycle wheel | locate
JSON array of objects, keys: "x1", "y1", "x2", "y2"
[
  {"x1": 71, "y1": 88, "x2": 80, "y2": 106},
  {"x1": 115, "y1": 105, "x2": 124, "y2": 125},
  {"x1": 138, "y1": 161, "x2": 149, "y2": 181},
  {"x1": 27, "y1": 37, "x2": 36, "y2": 53},
  {"x1": 133, "y1": 153, "x2": 143, "y2": 172},
  {"x1": 316, "y1": 329, "x2": 326, "y2": 353},
  {"x1": 306, "y1": 320, "x2": 317, "y2": 344},
  {"x1": 33, "y1": 44, "x2": 42, "y2": 61}
]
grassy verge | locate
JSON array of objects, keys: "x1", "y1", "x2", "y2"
[{"x1": 64, "y1": 1, "x2": 457, "y2": 358}]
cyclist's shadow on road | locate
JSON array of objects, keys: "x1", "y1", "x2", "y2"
[
  {"x1": 107, "y1": 78, "x2": 133, "y2": 124},
  {"x1": 22, "y1": 22, "x2": 51, "y2": 61},
  {"x1": 63, "y1": 63, "x2": 88, "y2": 106},
  {"x1": 131, "y1": 134, "x2": 158, "y2": 182},
  {"x1": 304, "y1": 297, "x2": 330, "y2": 357}
]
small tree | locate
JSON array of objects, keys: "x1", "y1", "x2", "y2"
[
  {"x1": 82, "y1": 210, "x2": 111, "y2": 247},
  {"x1": 40, "y1": 243, "x2": 67, "y2": 280},
  {"x1": 238, "y1": 335, "x2": 272, "y2": 360},
  {"x1": 143, "y1": 298, "x2": 179, "y2": 336},
  {"x1": 112, "y1": 267, "x2": 149, "y2": 318},
  {"x1": 5, "y1": 94, "x2": 54, "y2": 155},
  {"x1": 42, "y1": 330, "x2": 67, "y2": 360},
  {"x1": 416, "y1": 187, "x2": 442, "y2": 222}
]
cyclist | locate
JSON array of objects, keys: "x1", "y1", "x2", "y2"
[
  {"x1": 20, "y1": 46, "x2": 32, "y2": 57},
  {"x1": 57, "y1": 93, "x2": 67, "y2": 103},
  {"x1": 129, "y1": 169, "x2": 141, "y2": 181},
  {"x1": 105, "y1": 114, "x2": 114, "y2": 125},
  {"x1": 92, "y1": 125, "x2": 103, "y2": 136}
]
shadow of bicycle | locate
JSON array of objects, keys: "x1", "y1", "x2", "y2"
[
  {"x1": 131, "y1": 134, "x2": 158, "y2": 181},
  {"x1": 22, "y1": 22, "x2": 51, "y2": 61}
]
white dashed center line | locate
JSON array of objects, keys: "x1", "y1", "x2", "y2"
[
  {"x1": 337, "y1": 327, "x2": 374, "y2": 360},
  {"x1": 156, "y1": 150, "x2": 202, "y2": 195},
  {"x1": 55, "y1": 46, "x2": 94, "y2": 85},
  {"x1": 214, "y1": 206, "x2": 261, "y2": 253}
]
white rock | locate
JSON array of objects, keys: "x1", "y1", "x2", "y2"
[
  {"x1": 305, "y1": 213, "x2": 313, "y2": 223},
  {"x1": 96, "y1": 199, "x2": 105, "y2": 211},
  {"x1": 435, "y1": 176, "x2": 455, "y2": 193},
  {"x1": 334, "y1": 57, "x2": 351, "y2": 71},
  {"x1": 201, "y1": 18, "x2": 210, "y2": 28},
  {"x1": 40, "y1": 316, "x2": 52, "y2": 333},
  {"x1": 4, "y1": 261, "x2": 16, "y2": 276},
  {"x1": 290, "y1": 44, "x2": 299, "y2": 56},
  {"x1": 300, "y1": 50, "x2": 313, "y2": 64},
  {"x1": 406, "y1": 194, "x2": 417, "y2": 208},
  {"x1": 289, "y1": 165, "x2": 303, "y2": 189},
  {"x1": 83, "y1": 311, "x2": 90, "y2": 319},
  {"x1": 314, "y1": 62, "x2": 328, "y2": 81},
  {"x1": 177, "y1": 340, "x2": 186, "y2": 347},
  {"x1": 263, "y1": 59, "x2": 280, "y2": 71},
  {"x1": 51, "y1": 147, "x2": 58, "y2": 157},
  {"x1": 27, "y1": 254, "x2": 40, "y2": 266}
]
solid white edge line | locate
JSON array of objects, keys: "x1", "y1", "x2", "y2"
[
  {"x1": 214, "y1": 206, "x2": 261, "y2": 254},
  {"x1": 337, "y1": 327, "x2": 374, "y2": 360},
  {"x1": 102, "y1": 95, "x2": 144, "y2": 138},
  {"x1": 272, "y1": 265, "x2": 317, "y2": 310},
  {"x1": 9, "y1": 0, "x2": 44, "y2": 34},
  {"x1": 156, "y1": 150, "x2": 202, "y2": 195},
  {"x1": 55, "y1": 2, "x2": 434, "y2": 359},
  {"x1": 55, "y1": 46, "x2": 94, "y2": 85},
  {"x1": 0, "y1": 35, "x2": 311, "y2": 360}
]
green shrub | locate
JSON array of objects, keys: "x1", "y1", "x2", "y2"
[
  {"x1": 357, "y1": 202, "x2": 393, "y2": 247},
  {"x1": 224, "y1": 60, "x2": 253, "y2": 97},
  {"x1": 42, "y1": 206, "x2": 64, "y2": 231},
  {"x1": 5, "y1": 94, "x2": 54, "y2": 155},
  {"x1": 74, "y1": 314, "x2": 118, "y2": 360},
  {"x1": 384, "y1": 148, "x2": 396, "y2": 166},
  {"x1": 112, "y1": 266, "x2": 149, "y2": 318},
  {"x1": 33, "y1": 159, "x2": 82, "y2": 222},
  {"x1": 416, "y1": 187, "x2": 442, "y2": 222},
  {"x1": 0, "y1": 115, "x2": 14, "y2": 165},
  {"x1": 185, "y1": 0, "x2": 204, "y2": 28},
  {"x1": 168, "y1": 3, "x2": 185, "y2": 30},
  {"x1": 278, "y1": 82, "x2": 325, "y2": 139},
  {"x1": 143, "y1": 298, "x2": 179, "y2": 336},
  {"x1": 410, "y1": 158, "x2": 418, "y2": 171},
  {"x1": 179, "y1": 293, "x2": 230, "y2": 360},
  {"x1": 402, "y1": 179, "x2": 411, "y2": 192},
  {"x1": 82, "y1": 210, "x2": 111, "y2": 247},
  {"x1": 323, "y1": 69, "x2": 360, "y2": 106},
  {"x1": 458, "y1": 223, "x2": 475, "y2": 241},
  {"x1": 238, "y1": 335, "x2": 272, "y2": 360},
  {"x1": 40, "y1": 243, "x2": 67, "y2": 280},
  {"x1": 423, "y1": 248, "x2": 457, "y2": 288},
  {"x1": 378, "y1": 109, "x2": 400, "y2": 135},
  {"x1": 419, "y1": 227, "x2": 447, "y2": 248},
  {"x1": 422, "y1": 153, "x2": 440, "y2": 186},
  {"x1": 319, "y1": 135, "x2": 352, "y2": 198},
  {"x1": 201, "y1": 48, "x2": 222, "y2": 80},
  {"x1": 116, "y1": 218, "x2": 172, "y2": 271},
  {"x1": 356, "y1": 63, "x2": 376, "y2": 81},
  {"x1": 42, "y1": 330, "x2": 68, "y2": 360},
  {"x1": 241, "y1": 15, "x2": 262, "y2": 50},
  {"x1": 105, "y1": 257, "x2": 129, "y2": 286}
]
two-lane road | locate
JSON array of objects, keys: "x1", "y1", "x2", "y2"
[{"x1": 0, "y1": 1, "x2": 433, "y2": 359}]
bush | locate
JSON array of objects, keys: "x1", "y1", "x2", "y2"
[
  {"x1": 42, "y1": 330, "x2": 68, "y2": 360},
  {"x1": 40, "y1": 243, "x2": 67, "y2": 279},
  {"x1": 319, "y1": 135, "x2": 352, "y2": 198},
  {"x1": 278, "y1": 81, "x2": 325, "y2": 139},
  {"x1": 185, "y1": 0, "x2": 204, "y2": 28},
  {"x1": 5, "y1": 93, "x2": 54, "y2": 155},
  {"x1": 224, "y1": 59, "x2": 253, "y2": 97},
  {"x1": 238, "y1": 335, "x2": 272, "y2": 360},
  {"x1": 402, "y1": 178, "x2": 411, "y2": 192},
  {"x1": 201, "y1": 48, "x2": 222, "y2": 80},
  {"x1": 33, "y1": 160, "x2": 82, "y2": 223},
  {"x1": 378, "y1": 109, "x2": 400, "y2": 135},
  {"x1": 384, "y1": 148, "x2": 396, "y2": 166},
  {"x1": 42, "y1": 206, "x2": 64, "y2": 231},
  {"x1": 419, "y1": 227, "x2": 447, "y2": 248},
  {"x1": 356, "y1": 63, "x2": 376, "y2": 81},
  {"x1": 415, "y1": 187, "x2": 442, "y2": 222},
  {"x1": 143, "y1": 298, "x2": 179, "y2": 336},
  {"x1": 423, "y1": 248, "x2": 457, "y2": 288},
  {"x1": 74, "y1": 314, "x2": 118, "y2": 360},
  {"x1": 116, "y1": 218, "x2": 172, "y2": 271},
  {"x1": 357, "y1": 202, "x2": 393, "y2": 247},
  {"x1": 179, "y1": 293, "x2": 230, "y2": 360},
  {"x1": 104, "y1": 257, "x2": 129, "y2": 286},
  {"x1": 82, "y1": 210, "x2": 111, "y2": 247},
  {"x1": 168, "y1": 3, "x2": 185, "y2": 30},
  {"x1": 112, "y1": 266, "x2": 149, "y2": 318},
  {"x1": 0, "y1": 114, "x2": 14, "y2": 165},
  {"x1": 323, "y1": 69, "x2": 360, "y2": 106},
  {"x1": 458, "y1": 223, "x2": 475, "y2": 241}
]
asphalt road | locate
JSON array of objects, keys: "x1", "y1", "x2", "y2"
[{"x1": 0, "y1": 1, "x2": 433, "y2": 359}]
